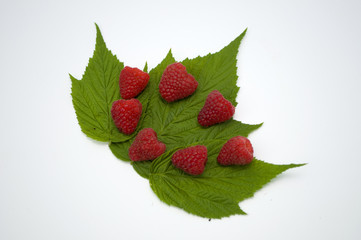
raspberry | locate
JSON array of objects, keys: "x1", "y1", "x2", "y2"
[
  {"x1": 159, "y1": 62, "x2": 198, "y2": 102},
  {"x1": 111, "y1": 99, "x2": 142, "y2": 135},
  {"x1": 217, "y1": 136, "x2": 254, "y2": 165},
  {"x1": 198, "y1": 90, "x2": 235, "y2": 127},
  {"x1": 172, "y1": 145, "x2": 208, "y2": 175},
  {"x1": 129, "y1": 128, "x2": 166, "y2": 161},
  {"x1": 119, "y1": 66, "x2": 150, "y2": 99}
]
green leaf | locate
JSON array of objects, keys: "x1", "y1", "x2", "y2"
[
  {"x1": 72, "y1": 25, "x2": 304, "y2": 218},
  {"x1": 149, "y1": 146, "x2": 304, "y2": 218},
  {"x1": 71, "y1": 24, "x2": 131, "y2": 142}
]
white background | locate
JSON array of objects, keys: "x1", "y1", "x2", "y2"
[{"x1": 1, "y1": 0, "x2": 361, "y2": 239}]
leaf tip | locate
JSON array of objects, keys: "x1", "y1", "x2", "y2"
[
  {"x1": 94, "y1": 23, "x2": 105, "y2": 47},
  {"x1": 162, "y1": 49, "x2": 175, "y2": 63},
  {"x1": 143, "y1": 61, "x2": 148, "y2": 73},
  {"x1": 238, "y1": 28, "x2": 247, "y2": 40},
  {"x1": 69, "y1": 73, "x2": 78, "y2": 82},
  {"x1": 292, "y1": 163, "x2": 307, "y2": 168},
  {"x1": 167, "y1": 48, "x2": 173, "y2": 57},
  {"x1": 282, "y1": 163, "x2": 307, "y2": 172},
  {"x1": 94, "y1": 22, "x2": 100, "y2": 31}
]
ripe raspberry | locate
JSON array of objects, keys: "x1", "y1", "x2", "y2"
[
  {"x1": 119, "y1": 66, "x2": 150, "y2": 99},
  {"x1": 198, "y1": 90, "x2": 235, "y2": 127},
  {"x1": 172, "y1": 145, "x2": 208, "y2": 175},
  {"x1": 129, "y1": 128, "x2": 166, "y2": 161},
  {"x1": 111, "y1": 99, "x2": 142, "y2": 135},
  {"x1": 159, "y1": 62, "x2": 198, "y2": 102},
  {"x1": 217, "y1": 136, "x2": 254, "y2": 165}
]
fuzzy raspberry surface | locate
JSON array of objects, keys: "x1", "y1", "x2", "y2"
[
  {"x1": 128, "y1": 128, "x2": 166, "y2": 161},
  {"x1": 172, "y1": 145, "x2": 208, "y2": 175},
  {"x1": 217, "y1": 136, "x2": 254, "y2": 165},
  {"x1": 159, "y1": 62, "x2": 198, "y2": 102},
  {"x1": 111, "y1": 99, "x2": 142, "y2": 135},
  {"x1": 119, "y1": 66, "x2": 149, "y2": 99},
  {"x1": 198, "y1": 90, "x2": 235, "y2": 127}
]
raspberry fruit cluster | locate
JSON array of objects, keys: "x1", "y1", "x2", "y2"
[{"x1": 111, "y1": 63, "x2": 254, "y2": 175}]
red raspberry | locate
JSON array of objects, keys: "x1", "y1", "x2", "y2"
[
  {"x1": 111, "y1": 99, "x2": 142, "y2": 135},
  {"x1": 129, "y1": 128, "x2": 166, "y2": 161},
  {"x1": 172, "y1": 145, "x2": 208, "y2": 175},
  {"x1": 159, "y1": 62, "x2": 198, "y2": 102},
  {"x1": 119, "y1": 66, "x2": 150, "y2": 99},
  {"x1": 198, "y1": 90, "x2": 235, "y2": 127},
  {"x1": 217, "y1": 136, "x2": 254, "y2": 165}
]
